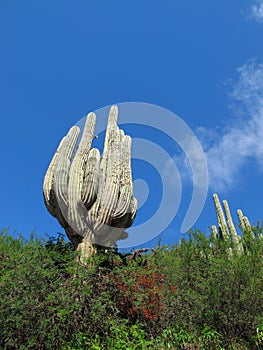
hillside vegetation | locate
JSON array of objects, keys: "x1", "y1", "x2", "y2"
[{"x1": 1, "y1": 227, "x2": 263, "y2": 350}]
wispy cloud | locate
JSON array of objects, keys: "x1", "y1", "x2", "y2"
[
  {"x1": 202, "y1": 61, "x2": 263, "y2": 191},
  {"x1": 250, "y1": 0, "x2": 263, "y2": 22}
]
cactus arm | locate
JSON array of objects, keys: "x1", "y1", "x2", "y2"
[
  {"x1": 223, "y1": 199, "x2": 243, "y2": 253},
  {"x1": 113, "y1": 197, "x2": 138, "y2": 229},
  {"x1": 243, "y1": 216, "x2": 252, "y2": 233},
  {"x1": 68, "y1": 113, "x2": 96, "y2": 199},
  {"x1": 54, "y1": 126, "x2": 80, "y2": 211},
  {"x1": 43, "y1": 136, "x2": 66, "y2": 216},
  {"x1": 211, "y1": 225, "x2": 218, "y2": 240},
  {"x1": 98, "y1": 125, "x2": 121, "y2": 223},
  {"x1": 81, "y1": 148, "x2": 100, "y2": 208},
  {"x1": 113, "y1": 135, "x2": 133, "y2": 220},
  {"x1": 103, "y1": 105, "x2": 118, "y2": 154},
  {"x1": 67, "y1": 114, "x2": 97, "y2": 236},
  {"x1": 237, "y1": 209, "x2": 253, "y2": 236},
  {"x1": 237, "y1": 209, "x2": 246, "y2": 233},
  {"x1": 92, "y1": 126, "x2": 120, "y2": 233},
  {"x1": 113, "y1": 185, "x2": 132, "y2": 220},
  {"x1": 124, "y1": 197, "x2": 138, "y2": 227},
  {"x1": 213, "y1": 193, "x2": 229, "y2": 241},
  {"x1": 88, "y1": 107, "x2": 120, "y2": 228},
  {"x1": 222, "y1": 200, "x2": 237, "y2": 237},
  {"x1": 43, "y1": 126, "x2": 80, "y2": 218}
]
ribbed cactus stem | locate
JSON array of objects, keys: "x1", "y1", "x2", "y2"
[
  {"x1": 243, "y1": 216, "x2": 252, "y2": 233},
  {"x1": 43, "y1": 105, "x2": 137, "y2": 260},
  {"x1": 211, "y1": 225, "x2": 218, "y2": 240},
  {"x1": 55, "y1": 126, "x2": 80, "y2": 212},
  {"x1": 223, "y1": 200, "x2": 236, "y2": 236},
  {"x1": 237, "y1": 209, "x2": 246, "y2": 233},
  {"x1": 43, "y1": 137, "x2": 66, "y2": 217},
  {"x1": 237, "y1": 209, "x2": 253, "y2": 237},
  {"x1": 213, "y1": 193, "x2": 229, "y2": 241},
  {"x1": 223, "y1": 199, "x2": 243, "y2": 253}
]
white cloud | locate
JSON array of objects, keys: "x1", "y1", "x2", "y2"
[
  {"x1": 250, "y1": 0, "x2": 263, "y2": 22},
  {"x1": 201, "y1": 61, "x2": 263, "y2": 191}
]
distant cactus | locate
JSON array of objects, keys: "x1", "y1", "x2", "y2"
[
  {"x1": 213, "y1": 194, "x2": 229, "y2": 242},
  {"x1": 43, "y1": 106, "x2": 137, "y2": 261},
  {"x1": 212, "y1": 193, "x2": 257, "y2": 254}
]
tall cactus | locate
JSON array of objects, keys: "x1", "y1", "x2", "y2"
[
  {"x1": 43, "y1": 106, "x2": 137, "y2": 261},
  {"x1": 212, "y1": 193, "x2": 255, "y2": 254},
  {"x1": 213, "y1": 194, "x2": 229, "y2": 241}
]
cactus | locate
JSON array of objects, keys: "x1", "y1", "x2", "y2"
[
  {"x1": 212, "y1": 193, "x2": 256, "y2": 254},
  {"x1": 212, "y1": 194, "x2": 229, "y2": 242},
  {"x1": 222, "y1": 199, "x2": 242, "y2": 251},
  {"x1": 43, "y1": 105, "x2": 137, "y2": 261},
  {"x1": 211, "y1": 225, "x2": 218, "y2": 241},
  {"x1": 237, "y1": 209, "x2": 253, "y2": 235}
]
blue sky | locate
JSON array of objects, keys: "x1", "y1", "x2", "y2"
[{"x1": 1, "y1": 0, "x2": 263, "y2": 248}]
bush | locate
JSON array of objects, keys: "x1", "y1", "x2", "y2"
[
  {"x1": 0, "y1": 228, "x2": 263, "y2": 349},
  {"x1": 157, "y1": 230, "x2": 263, "y2": 349}
]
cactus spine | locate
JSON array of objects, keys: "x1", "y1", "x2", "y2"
[{"x1": 43, "y1": 106, "x2": 137, "y2": 261}]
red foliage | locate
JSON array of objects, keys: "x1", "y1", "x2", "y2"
[{"x1": 113, "y1": 268, "x2": 168, "y2": 322}]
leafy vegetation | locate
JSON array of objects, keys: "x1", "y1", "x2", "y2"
[{"x1": 1, "y1": 227, "x2": 263, "y2": 349}]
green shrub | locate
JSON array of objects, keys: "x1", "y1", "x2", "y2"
[{"x1": 0, "y1": 228, "x2": 263, "y2": 349}]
